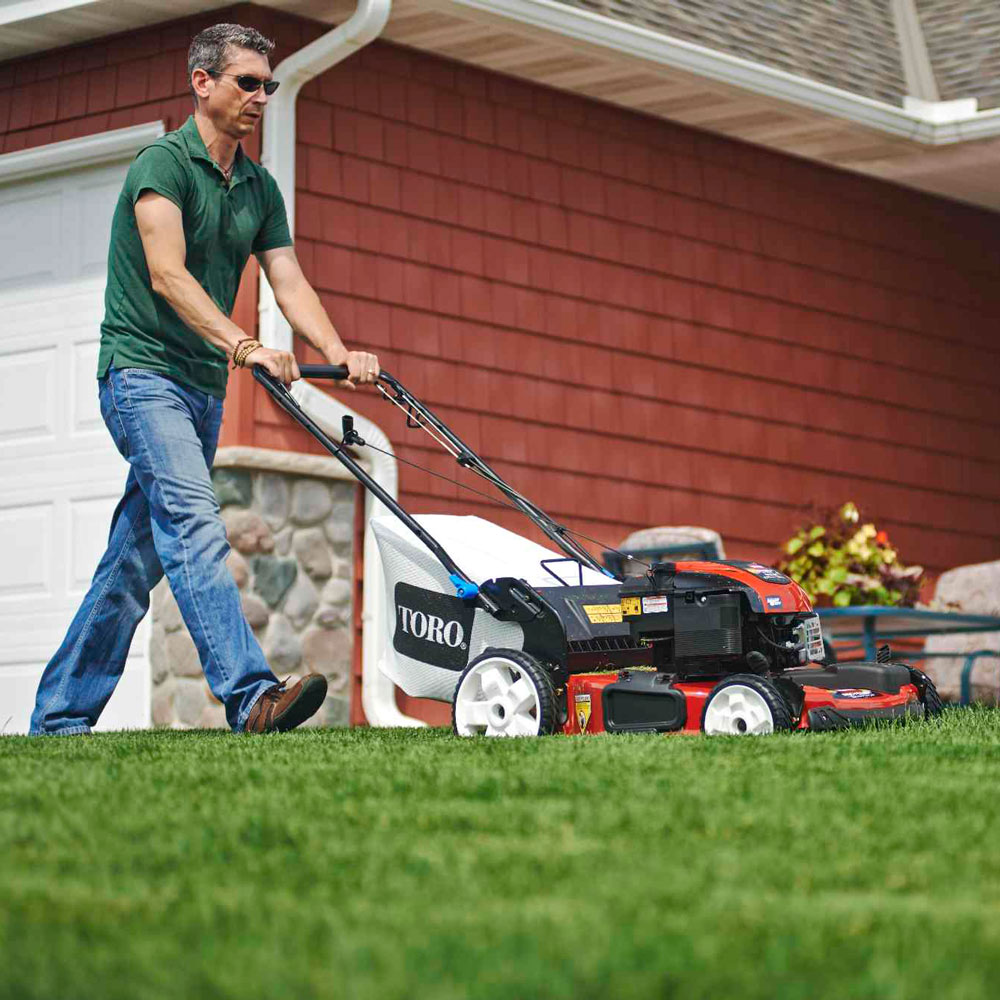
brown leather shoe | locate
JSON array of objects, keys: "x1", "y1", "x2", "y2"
[{"x1": 245, "y1": 674, "x2": 328, "y2": 733}]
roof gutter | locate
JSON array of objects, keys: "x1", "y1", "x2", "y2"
[
  {"x1": 259, "y1": 0, "x2": 423, "y2": 728},
  {"x1": 448, "y1": 0, "x2": 1000, "y2": 145}
]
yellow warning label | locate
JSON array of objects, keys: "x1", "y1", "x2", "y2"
[
  {"x1": 620, "y1": 597, "x2": 642, "y2": 617},
  {"x1": 574, "y1": 693, "x2": 592, "y2": 732},
  {"x1": 583, "y1": 603, "x2": 623, "y2": 624}
]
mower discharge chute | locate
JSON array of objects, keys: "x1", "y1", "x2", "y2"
[{"x1": 254, "y1": 365, "x2": 943, "y2": 738}]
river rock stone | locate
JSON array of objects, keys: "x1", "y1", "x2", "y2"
[
  {"x1": 292, "y1": 527, "x2": 332, "y2": 579},
  {"x1": 315, "y1": 604, "x2": 348, "y2": 628},
  {"x1": 283, "y1": 572, "x2": 319, "y2": 630},
  {"x1": 323, "y1": 511, "x2": 354, "y2": 547},
  {"x1": 151, "y1": 579, "x2": 170, "y2": 615},
  {"x1": 925, "y1": 559, "x2": 1000, "y2": 703},
  {"x1": 618, "y1": 525, "x2": 726, "y2": 566},
  {"x1": 151, "y1": 677, "x2": 176, "y2": 727},
  {"x1": 166, "y1": 629, "x2": 202, "y2": 678},
  {"x1": 156, "y1": 587, "x2": 184, "y2": 634},
  {"x1": 251, "y1": 555, "x2": 297, "y2": 607},
  {"x1": 212, "y1": 468, "x2": 252, "y2": 507},
  {"x1": 255, "y1": 473, "x2": 290, "y2": 530},
  {"x1": 241, "y1": 592, "x2": 271, "y2": 629},
  {"x1": 174, "y1": 678, "x2": 207, "y2": 727},
  {"x1": 290, "y1": 480, "x2": 332, "y2": 525},
  {"x1": 226, "y1": 550, "x2": 249, "y2": 589},
  {"x1": 149, "y1": 624, "x2": 169, "y2": 685},
  {"x1": 273, "y1": 526, "x2": 293, "y2": 556},
  {"x1": 321, "y1": 577, "x2": 352, "y2": 608},
  {"x1": 324, "y1": 694, "x2": 350, "y2": 728},
  {"x1": 197, "y1": 700, "x2": 228, "y2": 730},
  {"x1": 223, "y1": 509, "x2": 274, "y2": 555},
  {"x1": 263, "y1": 613, "x2": 302, "y2": 672},
  {"x1": 301, "y1": 625, "x2": 351, "y2": 679},
  {"x1": 330, "y1": 497, "x2": 354, "y2": 521}
]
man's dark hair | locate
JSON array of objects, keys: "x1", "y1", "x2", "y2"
[{"x1": 187, "y1": 23, "x2": 275, "y2": 99}]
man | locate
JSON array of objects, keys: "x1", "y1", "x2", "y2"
[{"x1": 30, "y1": 23, "x2": 377, "y2": 735}]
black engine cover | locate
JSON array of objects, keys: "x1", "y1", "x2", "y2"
[{"x1": 674, "y1": 593, "x2": 743, "y2": 660}]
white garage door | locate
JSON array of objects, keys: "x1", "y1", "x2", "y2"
[{"x1": 0, "y1": 155, "x2": 151, "y2": 734}]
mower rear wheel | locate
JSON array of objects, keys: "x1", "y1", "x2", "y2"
[
  {"x1": 452, "y1": 649, "x2": 556, "y2": 738},
  {"x1": 908, "y1": 666, "x2": 945, "y2": 717},
  {"x1": 701, "y1": 674, "x2": 793, "y2": 736}
]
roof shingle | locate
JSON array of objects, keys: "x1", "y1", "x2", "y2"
[
  {"x1": 918, "y1": 0, "x2": 1000, "y2": 110},
  {"x1": 565, "y1": 0, "x2": 908, "y2": 105}
]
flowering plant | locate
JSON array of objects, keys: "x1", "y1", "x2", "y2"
[{"x1": 776, "y1": 502, "x2": 923, "y2": 607}]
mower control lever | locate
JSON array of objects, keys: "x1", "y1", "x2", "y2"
[{"x1": 341, "y1": 415, "x2": 365, "y2": 447}]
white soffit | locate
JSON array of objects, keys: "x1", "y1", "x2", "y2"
[
  {"x1": 378, "y1": 0, "x2": 1000, "y2": 210},
  {"x1": 5, "y1": 0, "x2": 1000, "y2": 211},
  {"x1": 0, "y1": 0, "x2": 213, "y2": 56},
  {"x1": 0, "y1": 0, "x2": 96, "y2": 29}
]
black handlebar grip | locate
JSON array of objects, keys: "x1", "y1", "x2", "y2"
[{"x1": 297, "y1": 364, "x2": 350, "y2": 379}]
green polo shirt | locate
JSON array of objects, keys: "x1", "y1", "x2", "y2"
[{"x1": 97, "y1": 115, "x2": 292, "y2": 398}]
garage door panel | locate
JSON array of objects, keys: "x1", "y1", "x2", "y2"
[
  {"x1": 94, "y1": 664, "x2": 150, "y2": 731},
  {"x1": 0, "y1": 188, "x2": 61, "y2": 290},
  {"x1": 78, "y1": 177, "x2": 121, "y2": 276},
  {"x1": 0, "y1": 153, "x2": 149, "y2": 735},
  {"x1": 2, "y1": 275, "x2": 106, "y2": 316},
  {"x1": 0, "y1": 501, "x2": 52, "y2": 599},
  {"x1": 71, "y1": 339, "x2": 105, "y2": 436},
  {"x1": 0, "y1": 346, "x2": 57, "y2": 445},
  {"x1": 0, "y1": 605, "x2": 149, "y2": 657},
  {"x1": 69, "y1": 493, "x2": 119, "y2": 595},
  {"x1": 0, "y1": 455, "x2": 128, "y2": 494},
  {"x1": 0, "y1": 662, "x2": 150, "y2": 734}
]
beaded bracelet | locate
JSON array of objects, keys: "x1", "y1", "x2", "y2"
[{"x1": 232, "y1": 338, "x2": 262, "y2": 369}]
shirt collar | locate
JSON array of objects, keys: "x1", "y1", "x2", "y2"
[{"x1": 179, "y1": 115, "x2": 253, "y2": 184}]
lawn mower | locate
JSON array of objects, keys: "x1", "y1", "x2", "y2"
[{"x1": 254, "y1": 364, "x2": 944, "y2": 737}]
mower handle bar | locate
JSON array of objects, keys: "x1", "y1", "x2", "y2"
[
  {"x1": 298, "y1": 363, "x2": 356, "y2": 380},
  {"x1": 259, "y1": 362, "x2": 614, "y2": 580},
  {"x1": 295, "y1": 362, "x2": 402, "y2": 396}
]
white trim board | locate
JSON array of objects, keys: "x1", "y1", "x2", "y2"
[{"x1": 0, "y1": 120, "x2": 164, "y2": 186}]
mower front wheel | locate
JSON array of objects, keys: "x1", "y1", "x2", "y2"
[
  {"x1": 453, "y1": 649, "x2": 556, "y2": 738},
  {"x1": 701, "y1": 674, "x2": 793, "y2": 736}
]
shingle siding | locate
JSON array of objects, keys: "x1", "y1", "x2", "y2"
[
  {"x1": 566, "y1": 0, "x2": 907, "y2": 105},
  {"x1": 3, "y1": 4, "x2": 999, "y2": 579},
  {"x1": 918, "y1": 0, "x2": 1000, "y2": 110}
]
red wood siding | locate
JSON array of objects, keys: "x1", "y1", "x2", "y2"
[
  {"x1": 3, "y1": 4, "x2": 999, "y2": 579},
  {"x1": 0, "y1": 4, "x2": 325, "y2": 450},
  {"x1": 279, "y1": 40, "x2": 1000, "y2": 575}
]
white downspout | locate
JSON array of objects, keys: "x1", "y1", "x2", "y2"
[{"x1": 259, "y1": 0, "x2": 423, "y2": 727}]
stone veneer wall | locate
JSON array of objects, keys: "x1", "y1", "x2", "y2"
[
  {"x1": 924, "y1": 560, "x2": 1000, "y2": 704},
  {"x1": 149, "y1": 452, "x2": 358, "y2": 729}
]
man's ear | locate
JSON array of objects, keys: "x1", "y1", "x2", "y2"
[{"x1": 191, "y1": 67, "x2": 213, "y2": 102}]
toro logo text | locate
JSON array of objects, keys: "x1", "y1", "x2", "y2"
[{"x1": 393, "y1": 581, "x2": 477, "y2": 671}]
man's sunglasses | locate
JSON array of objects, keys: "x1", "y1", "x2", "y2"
[{"x1": 207, "y1": 71, "x2": 280, "y2": 96}]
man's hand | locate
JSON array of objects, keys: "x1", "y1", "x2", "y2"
[
  {"x1": 257, "y1": 248, "x2": 381, "y2": 391},
  {"x1": 249, "y1": 347, "x2": 300, "y2": 384},
  {"x1": 337, "y1": 349, "x2": 380, "y2": 389}
]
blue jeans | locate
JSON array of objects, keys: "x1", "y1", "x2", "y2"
[{"x1": 30, "y1": 368, "x2": 278, "y2": 735}]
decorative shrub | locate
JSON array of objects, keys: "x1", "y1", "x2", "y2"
[{"x1": 777, "y1": 502, "x2": 924, "y2": 607}]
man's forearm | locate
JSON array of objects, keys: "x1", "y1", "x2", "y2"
[
  {"x1": 152, "y1": 267, "x2": 245, "y2": 357},
  {"x1": 273, "y1": 277, "x2": 348, "y2": 363}
]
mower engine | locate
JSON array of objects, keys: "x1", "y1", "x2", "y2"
[{"x1": 619, "y1": 560, "x2": 825, "y2": 676}]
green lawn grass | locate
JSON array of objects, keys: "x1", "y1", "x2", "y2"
[{"x1": 3, "y1": 711, "x2": 1000, "y2": 999}]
